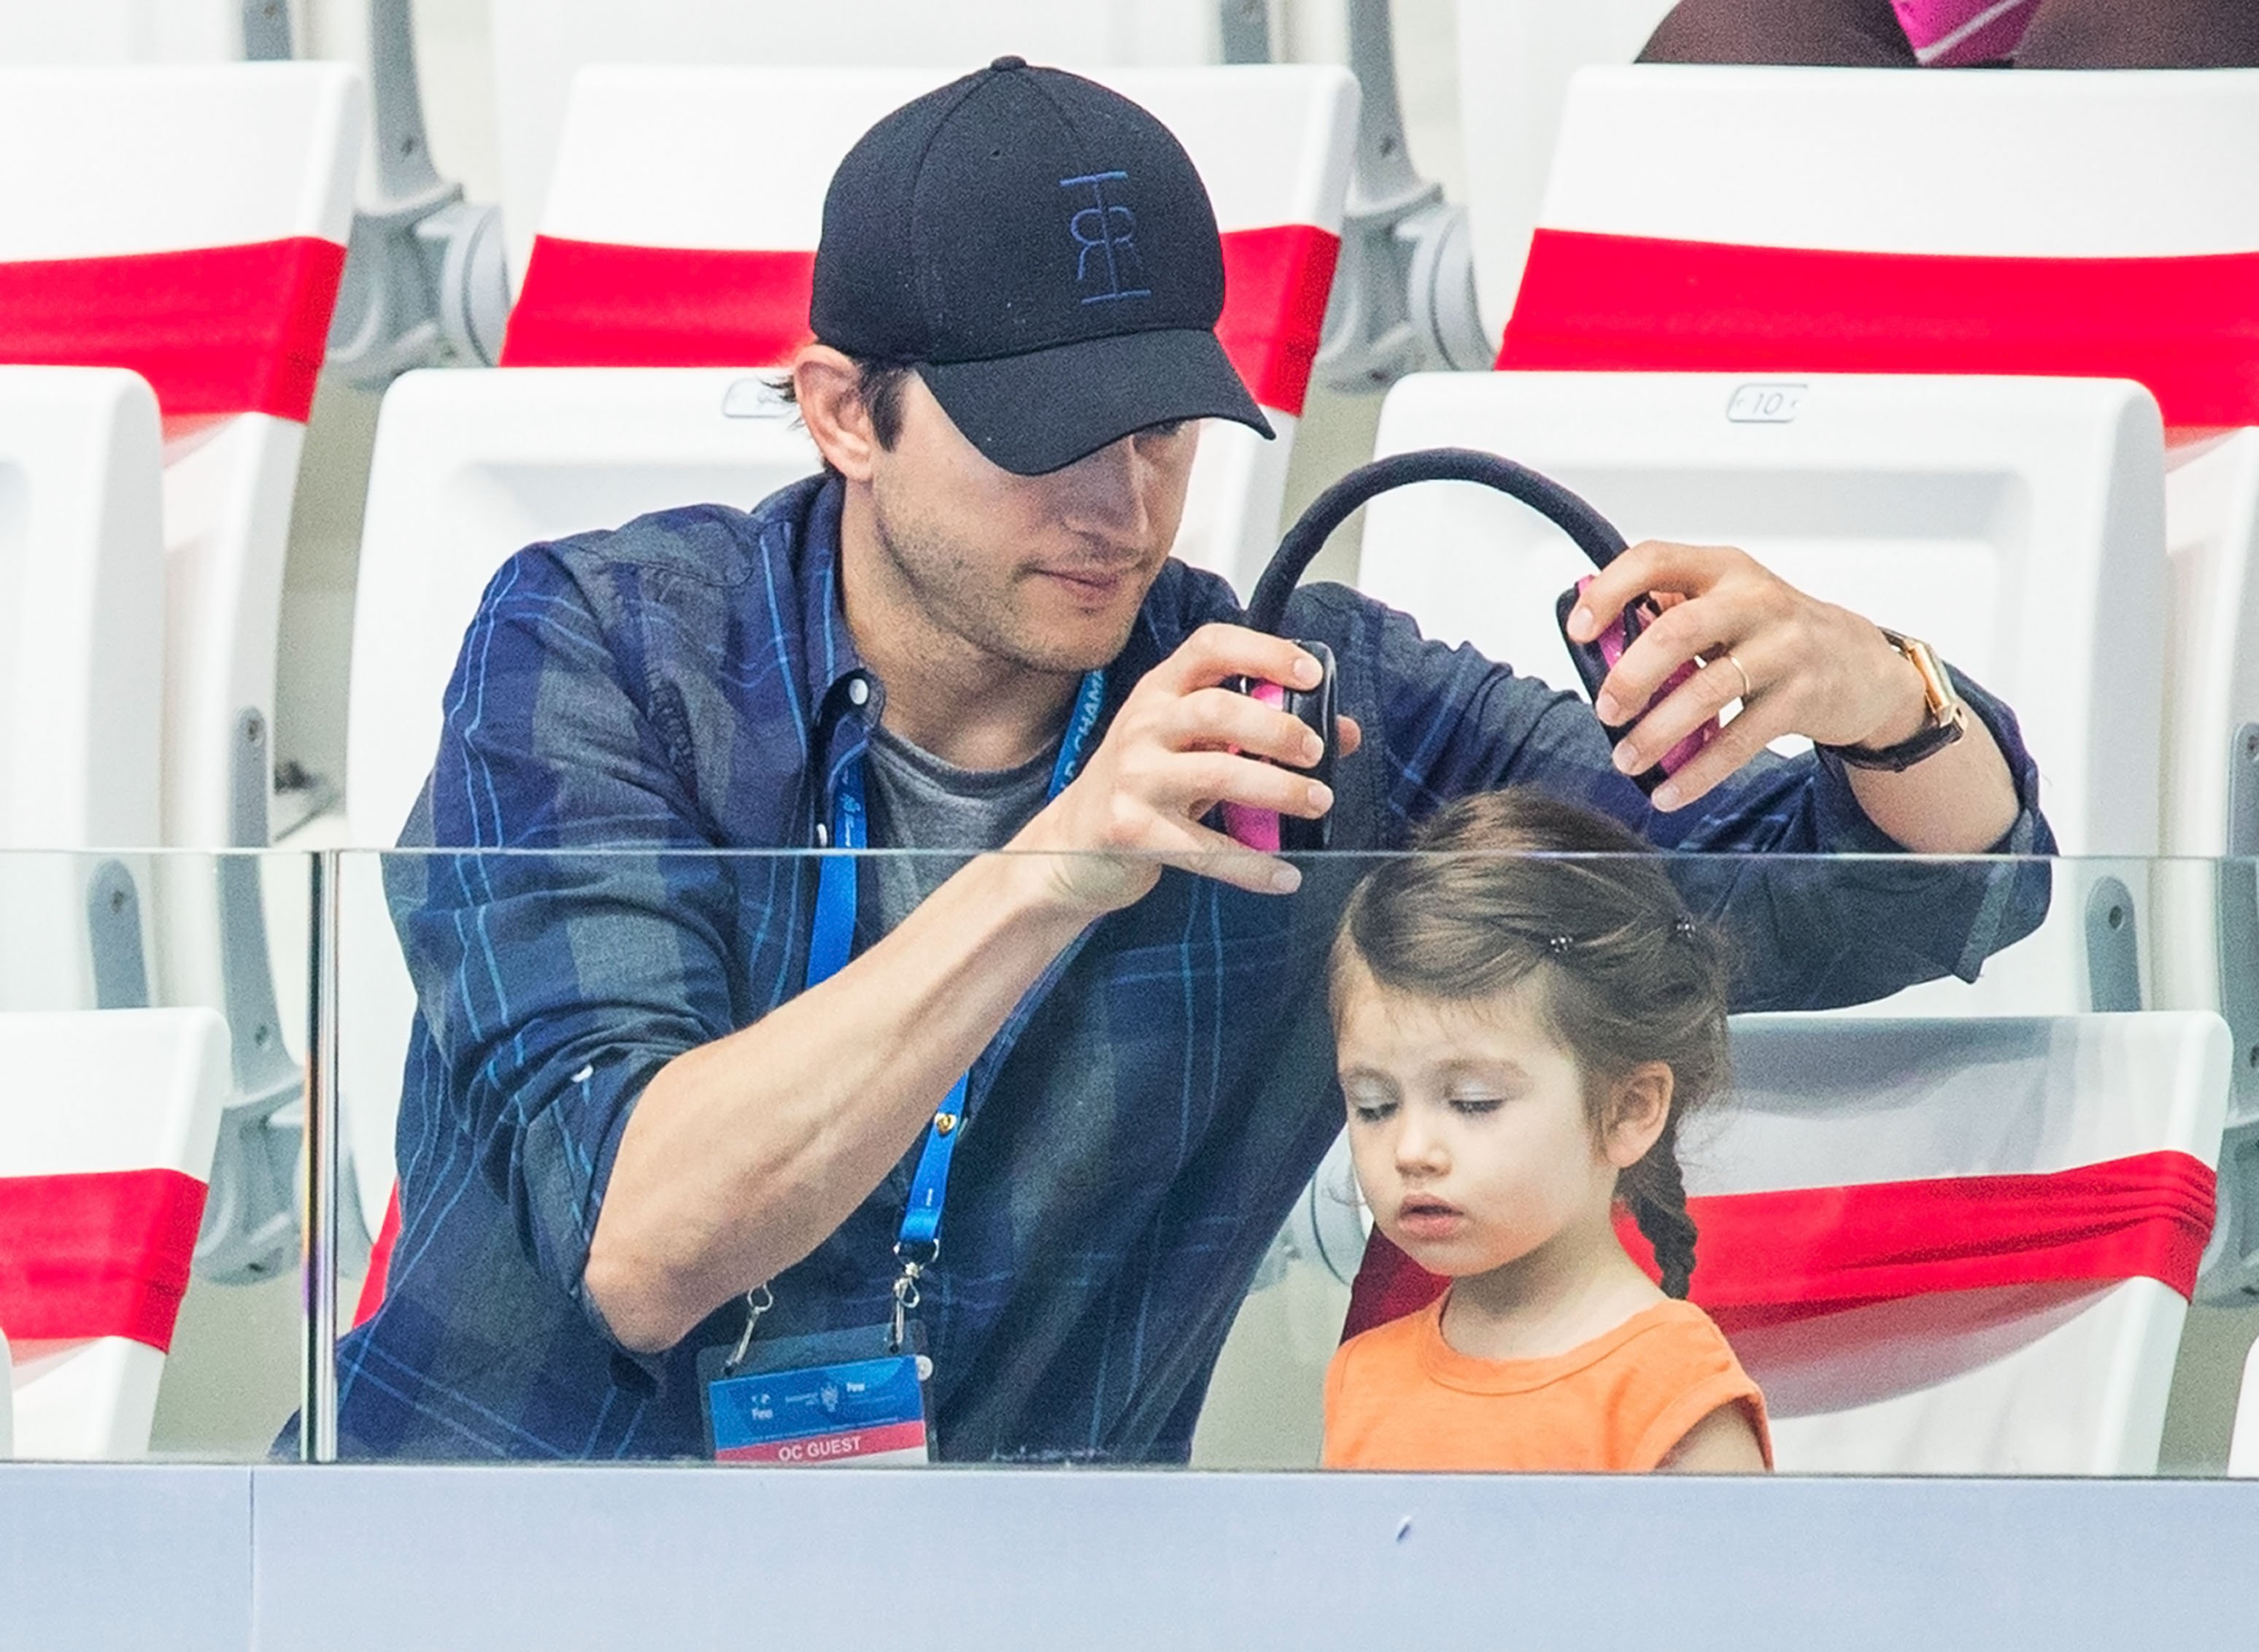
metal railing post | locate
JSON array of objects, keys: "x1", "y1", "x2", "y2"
[{"x1": 299, "y1": 849, "x2": 342, "y2": 1462}]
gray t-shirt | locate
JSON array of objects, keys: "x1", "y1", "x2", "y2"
[{"x1": 857, "y1": 722, "x2": 1057, "y2": 943}]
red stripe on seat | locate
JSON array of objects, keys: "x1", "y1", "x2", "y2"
[
  {"x1": 353, "y1": 1184, "x2": 401, "y2": 1329},
  {"x1": 0, "y1": 236, "x2": 347, "y2": 423},
  {"x1": 1217, "y1": 223, "x2": 1338, "y2": 417},
  {"x1": 501, "y1": 225, "x2": 1341, "y2": 417},
  {"x1": 1498, "y1": 228, "x2": 2259, "y2": 431},
  {"x1": 1343, "y1": 1149, "x2": 2217, "y2": 1341},
  {"x1": 502, "y1": 242, "x2": 818, "y2": 372},
  {"x1": 0, "y1": 1168, "x2": 209, "y2": 1352}
]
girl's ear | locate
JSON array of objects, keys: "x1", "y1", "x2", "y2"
[{"x1": 1603, "y1": 1062, "x2": 1674, "y2": 1170}]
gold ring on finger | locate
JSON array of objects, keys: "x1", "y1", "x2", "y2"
[{"x1": 1722, "y1": 651, "x2": 1754, "y2": 704}]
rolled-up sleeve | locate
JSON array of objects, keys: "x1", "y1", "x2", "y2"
[
  {"x1": 387, "y1": 547, "x2": 754, "y2": 1353},
  {"x1": 1300, "y1": 584, "x2": 2055, "y2": 1011}
]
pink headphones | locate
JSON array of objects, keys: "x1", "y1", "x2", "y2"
[{"x1": 1226, "y1": 447, "x2": 1712, "y2": 851}]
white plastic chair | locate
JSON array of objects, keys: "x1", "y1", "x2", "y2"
[
  {"x1": 0, "y1": 64, "x2": 363, "y2": 858},
  {"x1": 1502, "y1": 66, "x2": 2259, "y2": 868},
  {"x1": 1706, "y1": 1012, "x2": 2228, "y2": 1475},
  {"x1": 1451, "y1": 0, "x2": 1676, "y2": 338},
  {"x1": 0, "y1": 1007, "x2": 230, "y2": 1459},
  {"x1": 1274, "y1": 1011, "x2": 2225, "y2": 1473},
  {"x1": 0, "y1": 63, "x2": 363, "y2": 1280},
  {"x1": 336, "y1": 370, "x2": 825, "y2": 1236},
  {"x1": 2231, "y1": 1338, "x2": 2259, "y2": 1477},
  {"x1": 1360, "y1": 368, "x2": 2166, "y2": 1015},
  {"x1": 1483, "y1": 62, "x2": 2259, "y2": 1265},
  {"x1": 0, "y1": 366, "x2": 164, "y2": 1012},
  {"x1": 499, "y1": 63, "x2": 1357, "y2": 595},
  {"x1": 0, "y1": 1, "x2": 249, "y2": 64},
  {"x1": 346, "y1": 371, "x2": 822, "y2": 854},
  {"x1": 484, "y1": 0, "x2": 1232, "y2": 276}
]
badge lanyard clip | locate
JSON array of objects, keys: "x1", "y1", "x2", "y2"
[
  {"x1": 727, "y1": 669, "x2": 1105, "y2": 1359},
  {"x1": 721, "y1": 1281, "x2": 775, "y2": 1377}
]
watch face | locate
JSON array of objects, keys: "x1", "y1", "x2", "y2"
[{"x1": 1890, "y1": 632, "x2": 1956, "y2": 725}]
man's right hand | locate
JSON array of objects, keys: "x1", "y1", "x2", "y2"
[{"x1": 1014, "y1": 622, "x2": 1360, "y2": 917}]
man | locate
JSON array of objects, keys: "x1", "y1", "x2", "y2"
[{"x1": 337, "y1": 59, "x2": 2048, "y2": 1462}]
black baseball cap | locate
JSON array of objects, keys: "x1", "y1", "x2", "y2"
[{"x1": 810, "y1": 56, "x2": 1273, "y2": 476}]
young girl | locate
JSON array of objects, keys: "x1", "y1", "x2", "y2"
[{"x1": 1321, "y1": 790, "x2": 1770, "y2": 1474}]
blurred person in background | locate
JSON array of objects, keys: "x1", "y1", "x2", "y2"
[{"x1": 1642, "y1": 0, "x2": 2259, "y2": 69}]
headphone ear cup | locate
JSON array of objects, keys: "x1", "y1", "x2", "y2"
[
  {"x1": 1553, "y1": 584, "x2": 1712, "y2": 798},
  {"x1": 1277, "y1": 641, "x2": 1337, "y2": 854}
]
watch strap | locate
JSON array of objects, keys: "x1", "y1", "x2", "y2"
[{"x1": 1817, "y1": 630, "x2": 1968, "y2": 773}]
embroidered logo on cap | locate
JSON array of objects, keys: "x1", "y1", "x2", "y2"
[{"x1": 1060, "y1": 171, "x2": 1151, "y2": 304}]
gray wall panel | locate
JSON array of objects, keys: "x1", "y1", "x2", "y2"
[
  {"x1": 250, "y1": 1465, "x2": 2259, "y2": 1651},
  {"x1": 0, "y1": 1464, "x2": 251, "y2": 1652}
]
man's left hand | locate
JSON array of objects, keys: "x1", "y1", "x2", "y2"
[{"x1": 1563, "y1": 539, "x2": 1933, "y2": 813}]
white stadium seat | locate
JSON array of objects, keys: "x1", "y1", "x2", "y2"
[
  {"x1": 0, "y1": 1, "x2": 248, "y2": 66},
  {"x1": 1479, "y1": 61, "x2": 2259, "y2": 1276},
  {"x1": 1709, "y1": 1014, "x2": 2229, "y2": 1475},
  {"x1": 484, "y1": 0, "x2": 1235, "y2": 276},
  {"x1": 1361, "y1": 368, "x2": 2165, "y2": 1016},
  {"x1": 498, "y1": 63, "x2": 1356, "y2": 595},
  {"x1": 0, "y1": 64, "x2": 362, "y2": 857},
  {"x1": 2231, "y1": 1337, "x2": 2259, "y2": 1477},
  {"x1": 0, "y1": 367, "x2": 163, "y2": 1013},
  {"x1": 338, "y1": 369, "x2": 825, "y2": 1240},
  {"x1": 1325, "y1": 1012, "x2": 2227, "y2": 1474},
  {"x1": 0, "y1": 63, "x2": 364, "y2": 1283},
  {"x1": 0, "y1": 1008, "x2": 229, "y2": 1459},
  {"x1": 1451, "y1": 0, "x2": 1675, "y2": 337}
]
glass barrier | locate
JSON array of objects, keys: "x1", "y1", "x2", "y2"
[
  {"x1": 312, "y1": 846, "x2": 2259, "y2": 1479},
  {"x1": 11, "y1": 846, "x2": 2259, "y2": 1477},
  {"x1": 0, "y1": 849, "x2": 314, "y2": 1463}
]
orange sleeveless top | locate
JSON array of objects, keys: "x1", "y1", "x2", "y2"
[{"x1": 1322, "y1": 1297, "x2": 1772, "y2": 1473}]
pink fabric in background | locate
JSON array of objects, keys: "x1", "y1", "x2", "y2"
[{"x1": 1893, "y1": 0, "x2": 2044, "y2": 64}]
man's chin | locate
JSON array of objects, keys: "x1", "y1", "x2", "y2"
[{"x1": 1008, "y1": 601, "x2": 1144, "y2": 674}]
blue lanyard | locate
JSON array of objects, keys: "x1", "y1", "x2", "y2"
[{"x1": 806, "y1": 668, "x2": 1105, "y2": 1263}]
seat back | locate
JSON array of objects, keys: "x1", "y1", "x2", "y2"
[
  {"x1": 0, "y1": 2, "x2": 247, "y2": 63},
  {"x1": 2231, "y1": 1338, "x2": 2259, "y2": 1477},
  {"x1": 0, "y1": 367, "x2": 165, "y2": 1016},
  {"x1": 501, "y1": 63, "x2": 1356, "y2": 594},
  {"x1": 1704, "y1": 1012, "x2": 2228, "y2": 1474},
  {"x1": 1360, "y1": 368, "x2": 2164, "y2": 1012},
  {"x1": 486, "y1": 1, "x2": 1230, "y2": 274},
  {"x1": 1451, "y1": 0, "x2": 1676, "y2": 336},
  {"x1": 339, "y1": 367, "x2": 824, "y2": 1232},
  {"x1": 0, "y1": 62, "x2": 363, "y2": 1288},
  {"x1": 1490, "y1": 63, "x2": 2259, "y2": 1240},
  {"x1": 0, "y1": 64, "x2": 363, "y2": 854},
  {"x1": 1502, "y1": 66, "x2": 2259, "y2": 429},
  {"x1": 0, "y1": 1007, "x2": 229, "y2": 1459}
]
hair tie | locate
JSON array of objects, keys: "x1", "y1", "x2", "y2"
[{"x1": 1547, "y1": 934, "x2": 1575, "y2": 956}]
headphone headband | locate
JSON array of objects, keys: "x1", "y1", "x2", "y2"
[{"x1": 1246, "y1": 448, "x2": 1629, "y2": 635}]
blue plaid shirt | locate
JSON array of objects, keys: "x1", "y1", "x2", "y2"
[{"x1": 335, "y1": 474, "x2": 2051, "y2": 1462}]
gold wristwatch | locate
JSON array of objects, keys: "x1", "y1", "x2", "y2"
[{"x1": 1820, "y1": 628, "x2": 1968, "y2": 773}]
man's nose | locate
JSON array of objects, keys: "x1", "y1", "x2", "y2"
[{"x1": 1050, "y1": 434, "x2": 1157, "y2": 547}]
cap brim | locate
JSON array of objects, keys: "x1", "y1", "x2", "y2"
[{"x1": 918, "y1": 329, "x2": 1273, "y2": 477}]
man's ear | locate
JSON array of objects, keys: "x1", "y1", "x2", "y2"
[
  {"x1": 1602, "y1": 1062, "x2": 1674, "y2": 1170},
  {"x1": 792, "y1": 346, "x2": 879, "y2": 482}
]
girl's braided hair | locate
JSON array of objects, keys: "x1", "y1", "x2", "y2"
[{"x1": 1330, "y1": 790, "x2": 1730, "y2": 1297}]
